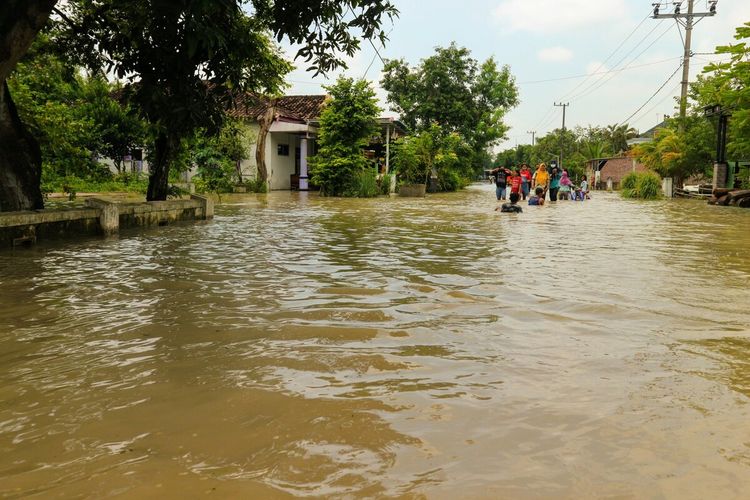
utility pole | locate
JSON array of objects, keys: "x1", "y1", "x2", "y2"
[
  {"x1": 527, "y1": 130, "x2": 536, "y2": 146},
  {"x1": 652, "y1": 1, "x2": 717, "y2": 122},
  {"x1": 554, "y1": 102, "x2": 569, "y2": 170}
]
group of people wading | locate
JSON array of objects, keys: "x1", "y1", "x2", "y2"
[{"x1": 491, "y1": 163, "x2": 589, "y2": 213}]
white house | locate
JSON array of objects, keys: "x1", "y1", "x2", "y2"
[
  {"x1": 231, "y1": 94, "x2": 408, "y2": 191},
  {"x1": 106, "y1": 93, "x2": 407, "y2": 191}
]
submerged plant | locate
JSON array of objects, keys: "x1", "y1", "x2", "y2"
[{"x1": 621, "y1": 171, "x2": 662, "y2": 199}]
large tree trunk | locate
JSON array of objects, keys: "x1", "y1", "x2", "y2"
[
  {"x1": 0, "y1": 82, "x2": 43, "y2": 211},
  {"x1": 146, "y1": 131, "x2": 180, "y2": 201},
  {"x1": 0, "y1": 0, "x2": 56, "y2": 212},
  {"x1": 255, "y1": 101, "x2": 276, "y2": 185}
]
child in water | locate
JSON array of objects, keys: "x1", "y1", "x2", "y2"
[
  {"x1": 496, "y1": 192, "x2": 523, "y2": 212},
  {"x1": 528, "y1": 186, "x2": 545, "y2": 206}
]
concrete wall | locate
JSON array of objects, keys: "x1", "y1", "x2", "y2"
[
  {"x1": 0, "y1": 208, "x2": 101, "y2": 248},
  {"x1": 268, "y1": 132, "x2": 297, "y2": 190},
  {"x1": 0, "y1": 196, "x2": 213, "y2": 249}
]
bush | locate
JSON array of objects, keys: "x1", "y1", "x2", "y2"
[
  {"x1": 378, "y1": 173, "x2": 393, "y2": 195},
  {"x1": 621, "y1": 171, "x2": 662, "y2": 199},
  {"x1": 437, "y1": 169, "x2": 469, "y2": 192},
  {"x1": 621, "y1": 172, "x2": 638, "y2": 191},
  {"x1": 346, "y1": 168, "x2": 379, "y2": 198},
  {"x1": 245, "y1": 178, "x2": 268, "y2": 193}
]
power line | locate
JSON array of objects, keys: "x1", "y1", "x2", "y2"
[
  {"x1": 555, "y1": 11, "x2": 652, "y2": 101},
  {"x1": 618, "y1": 61, "x2": 684, "y2": 127},
  {"x1": 569, "y1": 21, "x2": 675, "y2": 102},
  {"x1": 517, "y1": 56, "x2": 681, "y2": 85},
  {"x1": 651, "y1": 0, "x2": 719, "y2": 121},
  {"x1": 526, "y1": 10, "x2": 653, "y2": 135},
  {"x1": 630, "y1": 83, "x2": 680, "y2": 128}
]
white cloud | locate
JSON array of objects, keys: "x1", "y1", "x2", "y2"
[
  {"x1": 493, "y1": 0, "x2": 628, "y2": 34},
  {"x1": 537, "y1": 46, "x2": 574, "y2": 62}
]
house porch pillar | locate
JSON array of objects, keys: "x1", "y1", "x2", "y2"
[{"x1": 299, "y1": 137, "x2": 309, "y2": 191}]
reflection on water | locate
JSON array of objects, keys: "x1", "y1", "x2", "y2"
[{"x1": 1, "y1": 186, "x2": 750, "y2": 498}]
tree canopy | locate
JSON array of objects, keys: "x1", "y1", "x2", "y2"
[
  {"x1": 0, "y1": 0, "x2": 398, "y2": 209},
  {"x1": 381, "y1": 43, "x2": 518, "y2": 170}
]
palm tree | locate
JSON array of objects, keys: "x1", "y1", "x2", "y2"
[
  {"x1": 605, "y1": 123, "x2": 638, "y2": 154},
  {"x1": 580, "y1": 139, "x2": 611, "y2": 161}
]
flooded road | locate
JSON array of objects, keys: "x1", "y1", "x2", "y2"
[{"x1": 1, "y1": 185, "x2": 750, "y2": 498}]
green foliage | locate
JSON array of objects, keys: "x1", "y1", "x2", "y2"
[
  {"x1": 393, "y1": 123, "x2": 471, "y2": 190},
  {"x1": 309, "y1": 77, "x2": 380, "y2": 196},
  {"x1": 381, "y1": 43, "x2": 518, "y2": 172},
  {"x1": 621, "y1": 171, "x2": 662, "y2": 199},
  {"x1": 437, "y1": 169, "x2": 469, "y2": 192},
  {"x1": 393, "y1": 136, "x2": 427, "y2": 185},
  {"x1": 378, "y1": 173, "x2": 393, "y2": 195},
  {"x1": 347, "y1": 168, "x2": 379, "y2": 198},
  {"x1": 42, "y1": 172, "x2": 150, "y2": 195},
  {"x1": 701, "y1": 22, "x2": 750, "y2": 159},
  {"x1": 604, "y1": 124, "x2": 638, "y2": 154},
  {"x1": 190, "y1": 122, "x2": 247, "y2": 194},
  {"x1": 631, "y1": 116, "x2": 713, "y2": 183},
  {"x1": 78, "y1": 77, "x2": 147, "y2": 173},
  {"x1": 245, "y1": 178, "x2": 268, "y2": 193},
  {"x1": 9, "y1": 35, "x2": 150, "y2": 192},
  {"x1": 9, "y1": 36, "x2": 101, "y2": 180},
  {"x1": 56, "y1": 0, "x2": 396, "y2": 200}
]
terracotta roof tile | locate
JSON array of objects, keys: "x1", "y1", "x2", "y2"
[{"x1": 227, "y1": 93, "x2": 327, "y2": 122}]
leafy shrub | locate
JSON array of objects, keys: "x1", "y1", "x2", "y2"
[
  {"x1": 346, "y1": 168, "x2": 379, "y2": 198},
  {"x1": 621, "y1": 171, "x2": 662, "y2": 199},
  {"x1": 621, "y1": 172, "x2": 638, "y2": 191},
  {"x1": 245, "y1": 178, "x2": 268, "y2": 193},
  {"x1": 437, "y1": 169, "x2": 469, "y2": 192},
  {"x1": 378, "y1": 173, "x2": 393, "y2": 195}
]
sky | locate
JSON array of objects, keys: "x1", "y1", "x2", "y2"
[{"x1": 281, "y1": 0, "x2": 750, "y2": 151}]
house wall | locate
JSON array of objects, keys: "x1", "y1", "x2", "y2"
[
  {"x1": 236, "y1": 124, "x2": 300, "y2": 191},
  {"x1": 590, "y1": 158, "x2": 648, "y2": 190},
  {"x1": 268, "y1": 132, "x2": 298, "y2": 190},
  {"x1": 236, "y1": 121, "x2": 320, "y2": 191}
]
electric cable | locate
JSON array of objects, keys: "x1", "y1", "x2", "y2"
[
  {"x1": 555, "y1": 11, "x2": 652, "y2": 101},
  {"x1": 518, "y1": 56, "x2": 681, "y2": 85},
  {"x1": 617, "y1": 61, "x2": 683, "y2": 127},
  {"x1": 570, "y1": 21, "x2": 675, "y2": 102}
]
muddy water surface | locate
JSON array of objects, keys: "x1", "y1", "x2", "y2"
[{"x1": 1, "y1": 185, "x2": 750, "y2": 498}]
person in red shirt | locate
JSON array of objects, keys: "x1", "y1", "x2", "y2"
[
  {"x1": 520, "y1": 164, "x2": 533, "y2": 200},
  {"x1": 509, "y1": 168, "x2": 523, "y2": 198}
]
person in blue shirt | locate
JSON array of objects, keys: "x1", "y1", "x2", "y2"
[
  {"x1": 528, "y1": 186, "x2": 545, "y2": 206},
  {"x1": 548, "y1": 167, "x2": 561, "y2": 201}
]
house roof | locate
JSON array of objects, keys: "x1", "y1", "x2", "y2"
[
  {"x1": 228, "y1": 94, "x2": 327, "y2": 122},
  {"x1": 277, "y1": 95, "x2": 328, "y2": 121}
]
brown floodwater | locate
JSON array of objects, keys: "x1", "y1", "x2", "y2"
[{"x1": 1, "y1": 185, "x2": 750, "y2": 498}]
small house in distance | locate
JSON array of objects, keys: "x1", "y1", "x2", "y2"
[
  {"x1": 586, "y1": 157, "x2": 648, "y2": 190},
  {"x1": 230, "y1": 94, "x2": 407, "y2": 191},
  {"x1": 229, "y1": 94, "x2": 327, "y2": 191}
]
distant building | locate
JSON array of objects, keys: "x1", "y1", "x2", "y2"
[
  {"x1": 229, "y1": 94, "x2": 407, "y2": 190},
  {"x1": 627, "y1": 119, "x2": 669, "y2": 147},
  {"x1": 586, "y1": 157, "x2": 648, "y2": 190}
]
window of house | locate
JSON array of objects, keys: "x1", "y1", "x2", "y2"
[{"x1": 277, "y1": 144, "x2": 290, "y2": 156}]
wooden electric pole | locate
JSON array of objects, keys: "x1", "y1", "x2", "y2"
[
  {"x1": 554, "y1": 102, "x2": 569, "y2": 170},
  {"x1": 652, "y1": 1, "x2": 717, "y2": 121}
]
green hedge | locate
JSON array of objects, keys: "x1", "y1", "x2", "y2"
[{"x1": 621, "y1": 171, "x2": 662, "y2": 199}]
